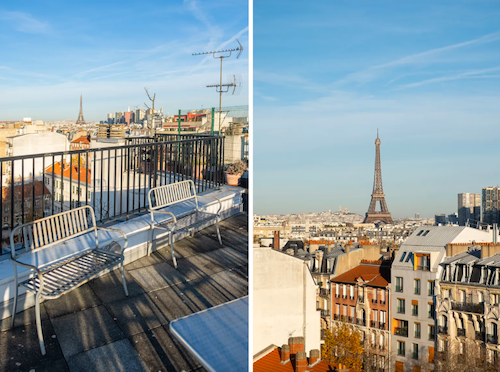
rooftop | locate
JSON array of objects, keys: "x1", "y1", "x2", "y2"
[
  {"x1": 0, "y1": 213, "x2": 248, "y2": 372},
  {"x1": 330, "y1": 263, "x2": 391, "y2": 287}
]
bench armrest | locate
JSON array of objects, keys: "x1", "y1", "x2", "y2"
[
  {"x1": 96, "y1": 227, "x2": 128, "y2": 251},
  {"x1": 197, "y1": 195, "x2": 222, "y2": 215},
  {"x1": 11, "y1": 258, "x2": 42, "y2": 275},
  {"x1": 149, "y1": 209, "x2": 177, "y2": 224}
]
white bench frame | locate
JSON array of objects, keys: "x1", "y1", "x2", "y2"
[
  {"x1": 9, "y1": 205, "x2": 128, "y2": 355},
  {"x1": 148, "y1": 180, "x2": 222, "y2": 268}
]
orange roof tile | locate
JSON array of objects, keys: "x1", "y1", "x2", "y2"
[
  {"x1": 44, "y1": 161, "x2": 91, "y2": 184},
  {"x1": 2, "y1": 181, "x2": 51, "y2": 201},
  {"x1": 71, "y1": 137, "x2": 90, "y2": 144},
  {"x1": 253, "y1": 348, "x2": 335, "y2": 372},
  {"x1": 331, "y1": 264, "x2": 390, "y2": 287}
]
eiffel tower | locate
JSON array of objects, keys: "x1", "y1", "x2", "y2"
[
  {"x1": 76, "y1": 95, "x2": 85, "y2": 124},
  {"x1": 363, "y1": 131, "x2": 393, "y2": 224}
]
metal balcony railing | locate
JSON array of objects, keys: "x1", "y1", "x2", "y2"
[
  {"x1": 395, "y1": 286, "x2": 403, "y2": 292},
  {"x1": 412, "y1": 352, "x2": 419, "y2": 360},
  {"x1": 397, "y1": 349, "x2": 405, "y2": 356},
  {"x1": 451, "y1": 301, "x2": 484, "y2": 314},
  {"x1": 356, "y1": 318, "x2": 366, "y2": 326},
  {"x1": 370, "y1": 320, "x2": 378, "y2": 328},
  {"x1": 0, "y1": 134, "x2": 225, "y2": 257},
  {"x1": 397, "y1": 307, "x2": 405, "y2": 314},
  {"x1": 379, "y1": 322, "x2": 386, "y2": 330},
  {"x1": 372, "y1": 298, "x2": 378, "y2": 303},
  {"x1": 457, "y1": 328, "x2": 466, "y2": 337},
  {"x1": 438, "y1": 326, "x2": 448, "y2": 335},
  {"x1": 476, "y1": 331, "x2": 485, "y2": 341},
  {"x1": 319, "y1": 288, "x2": 329, "y2": 297},
  {"x1": 487, "y1": 334, "x2": 498, "y2": 345},
  {"x1": 395, "y1": 327, "x2": 408, "y2": 337},
  {"x1": 347, "y1": 316, "x2": 354, "y2": 323},
  {"x1": 321, "y1": 310, "x2": 330, "y2": 318},
  {"x1": 417, "y1": 265, "x2": 431, "y2": 271},
  {"x1": 415, "y1": 331, "x2": 421, "y2": 338}
]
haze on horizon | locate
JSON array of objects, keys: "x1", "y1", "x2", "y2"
[
  {"x1": 254, "y1": 0, "x2": 500, "y2": 219},
  {"x1": 0, "y1": 0, "x2": 248, "y2": 122}
]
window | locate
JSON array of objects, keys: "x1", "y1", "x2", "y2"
[
  {"x1": 373, "y1": 310, "x2": 378, "y2": 325},
  {"x1": 428, "y1": 281, "x2": 435, "y2": 296},
  {"x1": 336, "y1": 303, "x2": 340, "y2": 315},
  {"x1": 350, "y1": 285, "x2": 354, "y2": 300},
  {"x1": 351, "y1": 306, "x2": 355, "y2": 319},
  {"x1": 414, "y1": 279, "x2": 421, "y2": 295},
  {"x1": 416, "y1": 254, "x2": 431, "y2": 270},
  {"x1": 423, "y1": 230, "x2": 430, "y2": 236},
  {"x1": 396, "y1": 277, "x2": 403, "y2": 292},
  {"x1": 412, "y1": 303, "x2": 418, "y2": 316},
  {"x1": 417, "y1": 230, "x2": 424, "y2": 236},
  {"x1": 428, "y1": 303, "x2": 435, "y2": 319},
  {"x1": 429, "y1": 325, "x2": 435, "y2": 340},
  {"x1": 396, "y1": 361, "x2": 404, "y2": 372},
  {"x1": 397, "y1": 299, "x2": 405, "y2": 313},
  {"x1": 413, "y1": 343, "x2": 419, "y2": 360},
  {"x1": 405, "y1": 253, "x2": 413, "y2": 262},
  {"x1": 373, "y1": 288, "x2": 378, "y2": 303},
  {"x1": 380, "y1": 311, "x2": 386, "y2": 326},
  {"x1": 415, "y1": 323, "x2": 421, "y2": 338},
  {"x1": 429, "y1": 347, "x2": 435, "y2": 363},
  {"x1": 336, "y1": 283, "x2": 340, "y2": 297},
  {"x1": 381, "y1": 289, "x2": 386, "y2": 304},
  {"x1": 343, "y1": 284, "x2": 347, "y2": 298},
  {"x1": 400, "y1": 252, "x2": 407, "y2": 262},
  {"x1": 343, "y1": 305, "x2": 348, "y2": 317},
  {"x1": 494, "y1": 294, "x2": 500, "y2": 305},
  {"x1": 397, "y1": 341, "x2": 406, "y2": 356}
]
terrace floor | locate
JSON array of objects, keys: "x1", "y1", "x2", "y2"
[{"x1": 0, "y1": 213, "x2": 248, "y2": 372}]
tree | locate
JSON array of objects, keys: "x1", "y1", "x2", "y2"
[
  {"x1": 434, "y1": 338, "x2": 500, "y2": 372},
  {"x1": 322, "y1": 323, "x2": 364, "y2": 372}
]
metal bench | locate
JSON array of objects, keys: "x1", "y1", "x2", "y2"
[
  {"x1": 148, "y1": 180, "x2": 222, "y2": 268},
  {"x1": 9, "y1": 205, "x2": 128, "y2": 355}
]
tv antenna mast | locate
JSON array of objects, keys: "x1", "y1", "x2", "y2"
[{"x1": 192, "y1": 39, "x2": 243, "y2": 131}]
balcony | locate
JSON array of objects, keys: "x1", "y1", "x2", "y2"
[
  {"x1": 476, "y1": 331, "x2": 485, "y2": 341},
  {"x1": 412, "y1": 309, "x2": 418, "y2": 316},
  {"x1": 372, "y1": 298, "x2": 378, "y2": 304},
  {"x1": 319, "y1": 288, "x2": 329, "y2": 297},
  {"x1": 0, "y1": 213, "x2": 248, "y2": 371},
  {"x1": 347, "y1": 316, "x2": 354, "y2": 323},
  {"x1": 397, "y1": 307, "x2": 405, "y2": 314},
  {"x1": 321, "y1": 310, "x2": 331, "y2": 318},
  {"x1": 356, "y1": 318, "x2": 366, "y2": 326},
  {"x1": 412, "y1": 352, "x2": 419, "y2": 360},
  {"x1": 395, "y1": 286, "x2": 403, "y2": 292},
  {"x1": 395, "y1": 327, "x2": 408, "y2": 337},
  {"x1": 451, "y1": 301, "x2": 484, "y2": 314},
  {"x1": 397, "y1": 349, "x2": 405, "y2": 356},
  {"x1": 370, "y1": 320, "x2": 378, "y2": 328},
  {"x1": 358, "y1": 296, "x2": 365, "y2": 304},
  {"x1": 487, "y1": 334, "x2": 498, "y2": 345},
  {"x1": 457, "y1": 328, "x2": 466, "y2": 337},
  {"x1": 438, "y1": 326, "x2": 448, "y2": 335},
  {"x1": 417, "y1": 265, "x2": 431, "y2": 271},
  {"x1": 379, "y1": 322, "x2": 386, "y2": 330},
  {"x1": 415, "y1": 331, "x2": 421, "y2": 339}
]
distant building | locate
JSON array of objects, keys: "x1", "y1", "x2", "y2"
[
  {"x1": 458, "y1": 193, "x2": 481, "y2": 226},
  {"x1": 415, "y1": 213, "x2": 420, "y2": 219},
  {"x1": 448, "y1": 213, "x2": 458, "y2": 225},
  {"x1": 107, "y1": 113, "x2": 115, "y2": 124},
  {"x1": 124, "y1": 112, "x2": 132, "y2": 126},
  {"x1": 435, "y1": 214, "x2": 447, "y2": 226},
  {"x1": 482, "y1": 187, "x2": 500, "y2": 226}
]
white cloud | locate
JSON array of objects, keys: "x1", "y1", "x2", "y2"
[{"x1": 0, "y1": 11, "x2": 51, "y2": 34}]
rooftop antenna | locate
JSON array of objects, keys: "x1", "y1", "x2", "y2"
[{"x1": 192, "y1": 39, "x2": 243, "y2": 131}]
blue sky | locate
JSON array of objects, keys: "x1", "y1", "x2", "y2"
[
  {"x1": 254, "y1": 0, "x2": 500, "y2": 218},
  {"x1": 0, "y1": 0, "x2": 248, "y2": 121}
]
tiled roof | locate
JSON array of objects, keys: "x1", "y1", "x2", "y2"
[
  {"x1": 331, "y1": 264, "x2": 390, "y2": 287},
  {"x1": 253, "y1": 347, "x2": 335, "y2": 372},
  {"x1": 44, "y1": 161, "x2": 91, "y2": 184},
  {"x1": 1, "y1": 181, "x2": 51, "y2": 201},
  {"x1": 71, "y1": 137, "x2": 90, "y2": 144}
]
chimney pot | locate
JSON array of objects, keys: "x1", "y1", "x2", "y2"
[
  {"x1": 295, "y1": 351, "x2": 308, "y2": 372},
  {"x1": 288, "y1": 336, "x2": 305, "y2": 355},
  {"x1": 309, "y1": 349, "x2": 320, "y2": 366},
  {"x1": 280, "y1": 344, "x2": 290, "y2": 364}
]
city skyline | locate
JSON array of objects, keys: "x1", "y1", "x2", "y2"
[
  {"x1": 0, "y1": 0, "x2": 248, "y2": 121},
  {"x1": 254, "y1": 0, "x2": 500, "y2": 218}
]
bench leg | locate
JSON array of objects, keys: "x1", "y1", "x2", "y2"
[
  {"x1": 35, "y1": 292, "x2": 46, "y2": 355},
  {"x1": 10, "y1": 282, "x2": 18, "y2": 329},
  {"x1": 148, "y1": 225, "x2": 153, "y2": 256},
  {"x1": 170, "y1": 232, "x2": 177, "y2": 269},
  {"x1": 216, "y1": 218, "x2": 223, "y2": 246},
  {"x1": 121, "y1": 262, "x2": 129, "y2": 297}
]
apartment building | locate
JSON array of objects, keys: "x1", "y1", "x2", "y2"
[
  {"x1": 330, "y1": 261, "x2": 391, "y2": 371},
  {"x1": 391, "y1": 226, "x2": 497, "y2": 372},
  {"x1": 483, "y1": 187, "x2": 500, "y2": 226},
  {"x1": 458, "y1": 193, "x2": 481, "y2": 227},
  {"x1": 435, "y1": 243, "x2": 500, "y2": 370}
]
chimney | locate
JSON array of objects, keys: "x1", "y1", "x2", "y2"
[
  {"x1": 295, "y1": 351, "x2": 308, "y2": 372},
  {"x1": 273, "y1": 231, "x2": 280, "y2": 250},
  {"x1": 494, "y1": 224, "x2": 498, "y2": 244},
  {"x1": 280, "y1": 344, "x2": 290, "y2": 364},
  {"x1": 288, "y1": 336, "x2": 305, "y2": 355},
  {"x1": 308, "y1": 349, "x2": 320, "y2": 367}
]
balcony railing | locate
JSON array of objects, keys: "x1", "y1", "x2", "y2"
[
  {"x1": 321, "y1": 310, "x2": 330, "y2": 318},
  {"x1": 319, "y1": 288, "x2": 329, "y2": 297},
  {"x1": 451, "y1": 301, "x2": 484, "y2": 314},
  {"x1": 412, "y1": 352, "x2": 419, "y2": 360},
  {"x1": 370, "y1": 320, "x2": 378, "y2": 328},
  {"x1": 0, "y1": 134, "x2": 225, "y2": 257},
  {"x1": 417, "y1": 265, "x2": 431, "y2": 271},
  {"x1": 397, "y1": 307, "x2": 405, "y2": 314},
  {"x1": 397, "y1": 349, "x2": 405, "y2": 356},
  {"x1": 347, "y1": 316, "x2": 354, "y2": 323},
  {"x1": 356, "y1": 318, "x2": 366, "y2": 326},
  {"x1": 395, "y1": 327, "x2": 408, "y2": 337},
  {"x1": 379, "y1": 322, "x2": 386, "y2": 330},
  {"x1": 372, "y1": 298, "x2": 378, "y2": 303},
  {"x1": 395, "y1": 286, "x2": 403, "y2": 292},
  {"x1": 415, "y1": 331, "x2": 421, "y2": 339},
  {"x1": 487, "y1": 334, "x2": 498, "y2": 345},
  {"x1": 358, "y1": 296, "x2": 365, "y2": 304},
  {"x1": 457, "y1": 328, "x2": 466, "y2": 337},
  {"x1": 429, "y1": 333, "x2": 435, "y2": 340},
  {"x1": 476, "y1": 331, "x2": 485, "y2": 341},
  {"x1": 438, "y1": 326, "x2": 448, "y2": 335},
  {"x1": 412, "y1": 309, "x2": 418, "y2": 316}
]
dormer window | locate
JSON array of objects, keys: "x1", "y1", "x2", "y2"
[
  {"x1": 417, "y1": 230, "x2": 424, "y2": 236},
  {"x1": 423, "y1": 230, "x2": 430, "y2": 236}
]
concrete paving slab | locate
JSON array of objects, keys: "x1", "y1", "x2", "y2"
[
  {"x1": 104, "y1": 293, "x2": 168, "y2": 337},
  {"x1": 44, "y1": 284, "x2": 102, "y2": 319},
  {"x1": 0, "y1": 301, "x2": 49, "y2": 331},
  {"x1": 51, "y1": 305, "x2": 126, "y2": 359},
  {"x1": 198, "y1": 247, "x2": 247, "y2": 271},
  {"x1": 0, "y1": 318, "x2": 66, "y2": 372},
  {"x1": 123, "y1": 250, "x2": 166, "y2": 271},
  {"x1": 128, "y1": 261, "x2": 188, "y2": 292},
  {"x1": 88, "y1": 268, "x2": 146, "y2": 304},
  {"x1": 129, "y1": 325, "x2": 202, "y2": 372},
  {"x1": 67, "y1": 338, "x2": 148, "y2": 372},
  {"x1": 167, "y1": 234, "x2": 222, "y2": 258}
]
